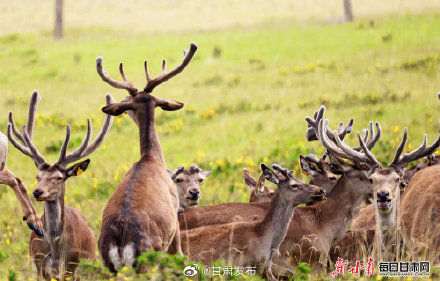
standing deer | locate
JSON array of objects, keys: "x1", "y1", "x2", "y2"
[
  {"x1": 243, "y1": 168, "x2": 274, "y2": 203},
  {"x1": 97, "y1": 43, "x2": 198, "y2": 273},
  {"x1": 7, "y1": 91, "x2": 113, "y2": 279},
  {"x1": 167, "y1": 164, "x2": 212, "y2": 209},
  {"x1": 179, "y1": 164, "x2": 325, "y2": 280}
]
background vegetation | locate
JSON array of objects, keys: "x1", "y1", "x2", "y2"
[{"x1": 1, "y1": 1, "x2": 440, "y2": 280}]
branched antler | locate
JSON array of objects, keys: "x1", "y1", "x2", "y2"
[
  {"x1": 8, "y1": 91, "x2": 47, "y2": 167},
  {"x1": 389, "y1": 125, "x2": 440, "y2": 169},
  {"x1": 316, "y1": 119, "x2": 382, "y2": 168},
  {"x1": 96, "y1": 58, "x2": 138, "y2": 96},
  {"x1": 55, "y1": 94, "x2": 115, "y2": 167},
  {"x1": 306, "y1": 105, "x2": 353, "y2": 141},
  {"x1": 8, "y1": 91, "x2": 114, "y2": 168},
  {"x1": 96, "y1": 43, "x2": 198, "y2": 96},
  {"x1": 144, "y1": 43, "x2": 198, "y2": 93}
]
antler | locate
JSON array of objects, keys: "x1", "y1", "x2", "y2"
[
  {"x1": 353, "y1": 121, "x2": 381, "y2": 151},
  {"x1": 144, "y1": 42, "x2": 198, "y2": 93},
  {"x1": 317, "y1": 119, "x2": 382, "y2": 168},
  {"x1": 272, "y1": 164, "x2": 292, "y2": 179},
  {"x1": 96, "y1": 57, "x2": 138, "y2": 96},
  {"x1": 170, "y1": 165, "x2": 184, "y2": 179},
  {"x1": 306, "y1": 105, "x2": 353, "y2": 141},
  {"x1": 7, "y1": 91, "x2": 47, "y2": 167},
  {"x1": 190, "y1": 163, "x2": 202, "y2": 173},
  {"x1": 389, "y1": 125, "x2": 440, "y2": 169},
  {"x1": 55, "y1": 94, "x2": 115, "y2": 167}
]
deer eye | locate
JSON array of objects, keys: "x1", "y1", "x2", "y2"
[
  {"x1": 329, "y1": 176, "x2": 337, "y2": 181},
  {"x1": 290, "y1": 184, "x2": 299, "y2": 189},
  {"x1": 57, "y1": 177, "x2": 63, "y2": 181},
  {"x1": 198, "y1": 178, "x2": 203, "y2": 183},
  {"x1": 369, "y1": 178, "x2": 373, "y2": 184},
  {"x1": 175, "y1": 178, "x2": 183, "y2": 183}
]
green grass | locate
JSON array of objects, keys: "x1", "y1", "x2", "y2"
[{"x1": 1, "y1": 8, "x2": 440, "y2": 280}]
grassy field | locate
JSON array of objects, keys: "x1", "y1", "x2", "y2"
[{"x1": 1, "y1": 1, "x2": 440, "y2": 280}]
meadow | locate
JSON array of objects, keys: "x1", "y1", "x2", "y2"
[{"x1": 1, "y1": 1, "x2": 440, "y2": 280}]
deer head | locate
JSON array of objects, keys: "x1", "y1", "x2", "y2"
[
  {"x1": 167, "y1": 164, "x2": 211, "y2": 208},
  {"x1": 260, "y1": 163, "x2": 326, "y2": 204},
  {"x1": 96, "y1": 43, "x2": 198, "y2": 157},
  {"x1": 299, "y1": 153, "x2": 339, "y2": 195},
  {"x1": 367, "y1": 125, "x2": 440, "y2": 214},
  {"x1": 8, "y1": 91, "x2": 114, "y2": 202},
  {"x1": 243, "y1": 168, "x2": 274, "y2": 203}
]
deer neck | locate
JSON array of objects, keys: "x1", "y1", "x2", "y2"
[
  {"x1": 317, "y1": 175, "x2": 366, "y2": 244},
  {"x1": 43, "y1": 187, "x2": 65, "y2": 261},
  {"x1": 260, "y1": 190, "x2": 297, "y2": 255},
  {"x1": 138, "y1": 110, "x2": 165, "y2": 165},
  {"x1": 375, "y1": 195, "x2": 399, "y2": 252}
]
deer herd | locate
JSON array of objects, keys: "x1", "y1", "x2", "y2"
[{"x1": 0, "y1": 42, "x2": 440, "y2": 280}]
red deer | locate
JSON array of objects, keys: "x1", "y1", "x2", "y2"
[
  {"x1": 7, "y1": 91, "x2": 113, "y2": 279},
  {"x1": 96, "y1": 43, "x2": 198, "y2": 273},
  {"x1": 329, "y1": 122, "x2": 440, "y2": 261},
  {"x1": 167, "y1": 164, "x2": 212, "y2": 209},
  {"x1": 400, "y1": 165, "x2": 440, "y2": 262},
  {"x1": 349, "y1": 151, "x2": 429, "y2": 232},
  {"x1": 243, "y1": 168, "x2": 274, "y2": 203},
  {"x1": 400, "y1": 93, "x2": 440, "y2": 263},
  {"x1": 178, "y1": 164, "x2": 325, "y2": 280}
]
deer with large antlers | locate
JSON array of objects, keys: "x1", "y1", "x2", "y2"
[
  {"x1": 7, "y1": 91, "x2": 113, "y2": 279},
  {"x1": 324, "y1": 113, "x2": 440, "y2": 261},
  {"x1": 97, "y1": 43, "x2": 198, "y2": 273},
  {"x1": 167, "y1": 164, "x2": 212, "y2": 209},
  {"x1": 176, "y1": 164, "x2": 325, "y2": 280}
]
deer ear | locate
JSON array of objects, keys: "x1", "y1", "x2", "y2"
[
  {"x1": 260, "y1": 163, "x2": 279, "y2": 184},
  {"x1": 243, "y1": 169, "x2": 257, "y2": 188},
  {"x1": 65, "y1": 159, "x2": 90, "y2": 178},
  {"x1": 155, "y1": 98, "x2": 183, "y2": 111},
  {"x1": 167, "y1": 168, "x2": 173, "y2": 177},
  {"x1": 299, "y1": 155, "x2": 318, "y2": 176},
  {"x1": 201, "y1": 170, "x2": 212, "y2": 179},
  {"x1": 102, "y1": 102, "x2": 134, "y2": 116}
]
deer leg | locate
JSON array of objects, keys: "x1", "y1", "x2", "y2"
[{"x1": 171, "y1": 221, "x2": 183, "y2": 255}]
